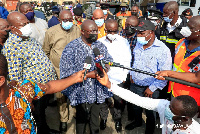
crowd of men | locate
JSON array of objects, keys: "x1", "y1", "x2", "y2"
[{"x1": 0, "y1": 1, "x2": 200, "y2": 134}]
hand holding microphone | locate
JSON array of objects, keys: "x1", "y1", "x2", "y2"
[{"x1": 83, "y1": 56, "x2": 92, "y2": 84}]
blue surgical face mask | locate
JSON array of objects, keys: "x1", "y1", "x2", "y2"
[
  {"x1": 199, "y1": 12, "x2": 200, "y2": 15},
  {"x1": 121, "y1": 7, "x2": 126, "y2": 12},
  {"x1": 103, "y1": 10, "x2": 108, "y2": 15},
  {"x1": 164, "y1": 105, "x2": 175, "y2": 123},
  {"x1": 95, "y1": 19, "x2": 104, "y2": 27},
  {"x1": 137, "y1": 32, "x2": 151, "y2": 45},
  {"x1": 62, "y1": 21, "x2": 73, "y2": 30},
  {"x1": 163, "y1": 13, "x2": 173, "y2": 23}
]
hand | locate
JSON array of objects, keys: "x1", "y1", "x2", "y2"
[
  {"x1": 72, "y1": 70, "x2": 86, "y2": 83},
  {"x1": 144, "y1": 87, "x2": 153, "y2": 98},
  {"x1": 96, "y1": 69, "x2": 111, "y2": 88},
  {"x1": 155, "y1": 70, "x2": 171, "y2": 80}
]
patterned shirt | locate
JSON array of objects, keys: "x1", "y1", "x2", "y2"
[
  {"x1": 0, "y1": 80, "x2": 47, "y2": 134},
  {"x1": 2, "y1": 33, "x2": 56, "y2": 83},
  {"x1": 131, "y1": 37, "x2": 172, "y2": 92},
  {"x1": 60, "y1": 37, "x2": 113, "y2": 106}
]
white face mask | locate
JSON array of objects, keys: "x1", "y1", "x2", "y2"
[
  {"x1": 150, "y1": 20, "x2": 158, "y2": 26},
  {"x1": 107, "y1": 34, "x2": 116, "y2": 41},
  {"x1": 15, "y1": 24, "x2": 32, "y2": 37},
  {"x1": 180, "y1": 26, "x2": 192, "y2": 37}
]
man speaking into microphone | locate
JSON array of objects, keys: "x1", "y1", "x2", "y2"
[{"x1": 59, "y1": 20, "x2": 113, "y2": 134}]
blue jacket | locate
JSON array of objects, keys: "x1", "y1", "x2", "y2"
[
  {"x1": 48, "y1": 16, "x2": 60, "y2": 28},
  {"x1": 0, "y1": 6, "x2": 9, "y2": 19}
]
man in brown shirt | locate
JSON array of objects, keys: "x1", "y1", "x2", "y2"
[{"x1": 43, "y1": 9, "x2": 81, "y2": 133}]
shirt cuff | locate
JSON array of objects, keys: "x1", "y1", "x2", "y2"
[{"x1": 149, "y1": 84, "x2": 157, "y2": 92}]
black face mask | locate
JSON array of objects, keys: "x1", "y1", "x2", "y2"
[
  {"x1": 131, "y1": 12, "x2": 138, "y2": 16},
  {"x1": 125, "y1": 26, "x2": 135, "y2": 35},
  {"x1": 86, "y1": 34, "x2": 98, "y2": 43}
]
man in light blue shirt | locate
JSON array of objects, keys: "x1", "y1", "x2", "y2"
[{"x1": 126, "y1": 20, "x2": 172, "y2": 134}]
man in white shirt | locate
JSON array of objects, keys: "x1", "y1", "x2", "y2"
[
  {"x1": 19, "y1": 3, "x2": 48, "y2": 46},
  {"x1": 98, "y1": 19, "x2": 131, "y2": 132},
  {"x1": 97, "y1": 70, "x2": 200, "y2": 134}
]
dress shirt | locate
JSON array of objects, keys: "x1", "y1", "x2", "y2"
[
  {"x1": 109, "y1": 83, "x2": 200, "y2": 134},
  {"x1": 30, "y1": 17, "x2": 48, "y2": 46},
  {"x1": 183, "y1": 39, "x2": 200, "y2": 59},
  {"x1": 98, "y1": 34, "x2": 131, "y2": 84},
  {"x1": 60, "y1": 37, "x2": 113, "y2": 106},
  {"x1": 167, "y1": 16, "x2": 182, "y2": 33},
  {"x1": 2, "y1": 33, "x2": 56, "y2": 83},
  {"x1": 131, "y1": 37, "x2": 172, "y2": 92},
  {"x1": 43, "y1": 24, "x2": 81, "y2": 78}
]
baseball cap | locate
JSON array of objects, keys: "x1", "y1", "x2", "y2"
[
  {"x1": 135, "y1": 20, "x2": 155, "y2": 31},
  {"x1": 182, "y1": 8, "x2": 193, "y2": 16}
]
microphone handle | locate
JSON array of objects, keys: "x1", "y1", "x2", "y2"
[
  {"x1": 83, "y1": 69, "x2": 87, "y2": 85},
  {"x1": 105, "y1": 61, "x2": 200, "y2": 89}
]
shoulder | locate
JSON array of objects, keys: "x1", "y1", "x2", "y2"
[
  {"x1": 155, "y1": 38, "x2": 171, "y2": 52},
  {"x1": 98, "y1": 36, "x2": 106, "y2": 42},
  {"x1": 35, "y1": 17, "x2": 47, "y2": 25},
  {"x1": 63, "y1": 38, "x2": 80, "y2": 50},
  {"x1": 46, "y1": 24, "x2": 60, "y2": 34}
]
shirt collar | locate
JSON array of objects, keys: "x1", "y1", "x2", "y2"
[
  {"x1": 8, "y1": 32, "x2": 31, "y2": 42},
  {"x1": 167, "y1": 16, "x2": 182, "y2": 28},
  {"x1": 184, "y1": 39, "x2": 200, "y2": 52}
]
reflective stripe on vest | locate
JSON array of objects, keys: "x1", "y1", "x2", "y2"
[
  {"x1": 168, "y1": 39, "x2": 200, "y2": 105},
  {"x1": 122, "y1": 18, "x2": 126, "y2": 30},
  {"x1": 160, "y1": 36, "x2": 179, "y2": 44}
]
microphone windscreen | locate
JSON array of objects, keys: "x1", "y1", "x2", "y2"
[{"x1": 93, "y1": 48, "x2": 100, "y2": 57}]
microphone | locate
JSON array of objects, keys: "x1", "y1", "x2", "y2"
[
  {"x1": 93, "y1": 48, "x2": 106, "y2": 78},
  {"x1": 105, "y1": 61, "x2": 200, "y2": 89},
  {"x1": 83, "y1": 56, "x2": 92, "y2": 84}
]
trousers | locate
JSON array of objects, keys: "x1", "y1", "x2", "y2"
[
  {"x1": 76, "y1": 102, "x2": 101, "y2": 134},
  {"x1": 130, "y1": 83, "x2": 159, "y2": 134}
]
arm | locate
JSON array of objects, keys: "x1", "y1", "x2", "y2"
[
  {"x1": 97, "y1": 70, "x2": 166, "y2": 111},
  {"x1": 155, "y1": 70, "x2": 200, "y2": 83},
  {"x1": 45, "y1": 70, "x2": 85, "y2": 94},
  {"x1": 42, "y1": 31, "x2": 52, "y2": 58},
  {"x1": 148, "y1": 49, "x2": 172, "y2": 92}
]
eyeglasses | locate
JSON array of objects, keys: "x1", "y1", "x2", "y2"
[
  {"x1": 62, "y1": 19, "x2": 73, "y2": 22},
  {"x1": 82, "y1": 30, "x2": 100, "y2": 34},
  {"x1": 105, "y1": 29, "x2": 118, "y2": 33}
]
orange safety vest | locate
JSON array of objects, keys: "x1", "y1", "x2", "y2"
[
  {"x1": 168, "y1": 38, "x2": 200, "y2": 105},
  {"x1": 116, "y1": 11, "x2": 131, "y2": 17},
  {"x1": 98, "y1": 23, "x2": 106, "y2": 39}
]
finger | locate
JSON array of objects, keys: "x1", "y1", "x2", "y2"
[
  {"x1": 155, "y1": 71, "x2": 160, "y2": 75},
  {"x1": 150, "y1": 94, "x2": 152, "y2": 98},
  {"x1": 82, "y1": 69, "x2": 86, "y2": 73}
]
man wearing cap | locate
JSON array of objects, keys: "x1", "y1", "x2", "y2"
[
  {"x1": 73, "y1": 8, "x2": 85, "y2": 29},
  {"x1": 48, "y1": 6, "x2": 60, "y2": 28},
  {"x1": 101, "y1": 5, "x2": 115, "y2": 21},
  {"x1": 160, "y1": 1, "x2": 187, "y2": 59},
  {"x1": 147, "y1": 9, "x2": 164, "y2": 39},
  {"x1": 125, "y1": 20, "x2": 172, "y2": 134},
  {"x1": 43, "y1": 9, "x2": 81, "y2": 133},
  {"x1": 116, "y1": 3, "x2": 131, "y2": 31},
  {"x1": 181, "y1": 8, "x2": 193, "y2": 21}
]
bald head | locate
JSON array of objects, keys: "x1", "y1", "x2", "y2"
[
  {"x1": 93, "y1": 9, "x2": 104, "y2": 20},
  {"x1": 164, "y1": 1, "x2": 179, "y2": 12},
  {"x1": 126, "y1": 16, "x2": 139, "y2": 27},
  {"x1": 7, "y1": 12, "x2": 28, "y2": 26},
  {"x1": 81, "y1": 20, "x2": 97, "y2": 31},
  {"x1": 105, "y1": 19, "x2": 118, "y2": 29},
  {"x1": 0, "y1": 19, "x2": 9, "y2": 30},
  {"x1": 19, "y1": 3, "x2": 32, "y2": 14},
  {"x1": 188, "y1": 16, "x2": 200, "y2": 28},
  {"x1": 59, "y1": 9, "x2": 73, "y2": 19}
]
